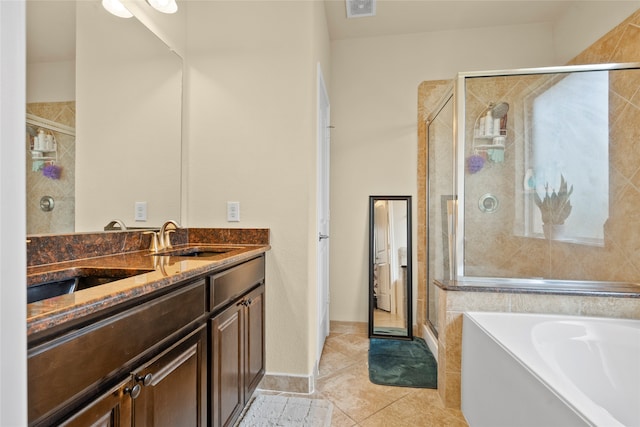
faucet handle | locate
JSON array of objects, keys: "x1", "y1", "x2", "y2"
[
  {"x1": 163, "y1": 229, "x2": 175, "y2": 250},
  {"x1": 143, "y1": 231, "x2": 160, "y2": 253}
]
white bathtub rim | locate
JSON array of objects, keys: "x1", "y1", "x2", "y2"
[
  {"x1": 463, "y1": 313, "x2": 599, "y2": 426},
  {"x1": 463, "y1": 312, "x2": 639, "y2": 427}
]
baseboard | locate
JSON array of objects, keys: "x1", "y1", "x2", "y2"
[
  {"x1": 421, "y1": 323, "x2": 438, "y2": 360},
  {"x1": 258, "y1": 373, "x2": 314, "y2": 394}
]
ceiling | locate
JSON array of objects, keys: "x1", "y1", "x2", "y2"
[
  {"x1": 28, "y1": 0, "x2": 575, "y2": 63},
  {"x1": 324, "y1": 0, "x2": 574, "y2": 40}
]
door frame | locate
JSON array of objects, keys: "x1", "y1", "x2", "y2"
[{"x1": 315, "y1": 63, "x2": 331, "y2": 368}]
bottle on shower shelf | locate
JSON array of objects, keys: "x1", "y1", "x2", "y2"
[{"x1": 485, "y1": 110, "x2": 493, "y2": 136}]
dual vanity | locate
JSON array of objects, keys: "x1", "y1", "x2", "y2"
[{"x1": 26, "y1": 228, "x2": 270, "y2": 427}]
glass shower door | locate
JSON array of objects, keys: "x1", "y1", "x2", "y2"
[{"x1": 426, "y1": 91, "x2": 454, "y2": 334}]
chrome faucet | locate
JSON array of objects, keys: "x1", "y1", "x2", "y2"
[{"x1": 159, "y1": 220, "x2": 180, "y2": 250}]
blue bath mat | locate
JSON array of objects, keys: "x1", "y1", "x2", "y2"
[
  {"x1": 372, "y1": 326, "x2": 408, "y2": 336},
  {"x1": 368, "y1": 337, "x2": 437, "y2": 388}
]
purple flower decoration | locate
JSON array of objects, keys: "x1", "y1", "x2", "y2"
[
  {"x1": 467, "y1": 155, "x2": 485, "y2": 174},
  {"x1": 42, "y1": 164, "x2": 62, "y2": 180}
]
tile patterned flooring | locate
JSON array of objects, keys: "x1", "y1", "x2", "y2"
[{"x1": 258, "y1": 321, "x2": 469, "y2": 426}]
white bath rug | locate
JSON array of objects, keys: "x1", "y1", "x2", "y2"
[{"x1": 235, "y1": 394, "x2": 333, "y2": 427}]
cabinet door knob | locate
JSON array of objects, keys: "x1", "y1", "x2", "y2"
[
  {"x1": 125, "y1": 384, "x2": 141, "y2": 399},
  {"x1": 136, "y1": 373, "x2": 153, "y2": 386}
]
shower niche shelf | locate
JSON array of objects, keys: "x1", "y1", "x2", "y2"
[
  {"x1": 30, "y1": 149, "x2": 57, "y2": 162},
  {"x1": 27, "y1": 125, "x2": 59, "y2": 168}
]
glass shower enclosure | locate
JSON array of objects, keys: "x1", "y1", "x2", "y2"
[{"x1": 426, "y1": 62, "x2": 640, "y2": 334}]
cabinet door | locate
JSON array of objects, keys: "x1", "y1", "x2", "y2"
[
  {"x1": 58, "y1": 378, "x2": 133, "y2": 427},
  {"x1": 133, "y1": 326, "x2": 207, "y2": 427},
  {"x1": 244, "y1": 284, "x2": 265, "y2": 399},
  {"x1": 210, "y1": 301, "x2": 244, "y2": 427}
]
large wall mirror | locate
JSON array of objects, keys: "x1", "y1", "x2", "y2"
[
  {"x1": 369, "y1": 196, "x2": 413, "y2": 339},
  {"x1": 26, "y1": 1, "x2": 182, "y2": 235}
]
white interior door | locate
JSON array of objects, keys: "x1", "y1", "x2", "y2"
[{"x1": 316, "y1": 64, "x2": 330, "y2": 367}]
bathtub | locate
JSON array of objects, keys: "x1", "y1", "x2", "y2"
[{"x1": 461, "y1": 312, "x2": 640, "y2": 427}]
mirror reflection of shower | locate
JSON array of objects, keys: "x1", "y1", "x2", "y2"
[
  {"x1": 25, "y1": 112, "x2": 76, "y2": 235},
  {"x1": 369, "y1": 196, "x2": 413, "y2": 339}
]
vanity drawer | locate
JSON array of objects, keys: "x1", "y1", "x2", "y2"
[
  {"x1": 209, "y1": 256, "x2": 265, "y2": 312},
  {"x1": 28, "y1": 279, "x2": 206, "y2": 426}
]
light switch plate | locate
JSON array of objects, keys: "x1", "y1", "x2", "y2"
[
  {"x1": 227, "y1": 201, "x2": 240, "y2": 222},
  {"x1": 135, "y1": 201, "x2": 147, "y2": 221}
]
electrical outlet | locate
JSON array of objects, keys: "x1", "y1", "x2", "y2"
[
  {"x1": 135, "y1": 201, "x2": 147, "y2": 221},
  {"x1": 227, "y1": 201, "x2": 240, "y2": 222}
]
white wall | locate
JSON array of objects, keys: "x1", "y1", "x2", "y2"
[
  {"x1": 329, "y1": 22, "x2": 557, "y2": 323},
  {"x1": 26, "y1": 60, "x2": 74, "y2": 103},
  {"x1": 0, "y1": 1, "x2": 27, "y2": 424},
  {"x1": 552, "y1": 2, "x2": 640, "y2": 64},
  {"x1": 185, "y1": 1, "x2": 330, "y2": 376},
  {"x1": 123, "y1": 0, "x2": 187, "y2": 58}
]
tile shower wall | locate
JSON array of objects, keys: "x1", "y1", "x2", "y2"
[
  {"x1": 463, "y1": 67, "x2": 640, "y2": 281},
  {"x1": 26, "y1": 101, "x2": 75, "y2": 234},
  {"x1": 418, "y1": 8, "x2": 640, "y2": 409}
]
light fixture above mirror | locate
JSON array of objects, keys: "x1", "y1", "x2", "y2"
[
  {"x1": 103, "y1": 0, "x2": 178, "y2": 18},
  {"x1": 147, "y1": 0, "x2": 178, "y2": 14},
  {"x1": 101, "y1": 0, "x2": 133, "y2": 18}
]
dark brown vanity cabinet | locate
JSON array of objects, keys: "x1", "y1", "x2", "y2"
[
  {"x1": 58, "y1": 377, "x2": 133, "y2": 427},
  {"x1": 209, "y1": 257, "x2": 265, "y2": 427},
  {"x1": 59, "y1": 326, "x2": 206, "y2": 427},
  {"x1": 28, "y1": 254, "x2": 266, "y2": 427},
  {"x1": 131, "y1": 325, "x2": 207, "y2": 427},
  {"x1": 28, "y1": 280, "x2": 207, "y2": 427}
]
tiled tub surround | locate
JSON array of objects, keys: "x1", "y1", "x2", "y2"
[
  {"x1": 26, "y1": 228, "x2": 270, "y2": 338},
  {"x1": 435, "y1": 281, "x2": 640, "y2": 409}
]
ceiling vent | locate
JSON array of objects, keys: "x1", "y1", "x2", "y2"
[{"x1": 346, "y1": 0, "x2": 376, "y2": 18}]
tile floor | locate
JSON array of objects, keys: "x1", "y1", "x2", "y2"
[{"x1": 258, "y1": 321, "x2": 469, "y2": 426}]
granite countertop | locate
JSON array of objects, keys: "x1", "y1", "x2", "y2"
[{"x1": 26, "y1": 229, "x2": 270, "y2": 338}]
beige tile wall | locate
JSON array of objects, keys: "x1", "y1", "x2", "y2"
[
  {"x1": 26, "y1": 102, "x2": 76, "y2": 235},
  {"x1": 461, "y1": 67, "x2": 640, "y2": 280},
  {"x1": 418, "y1": 9, "x2": 640, "y2": 409}
]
